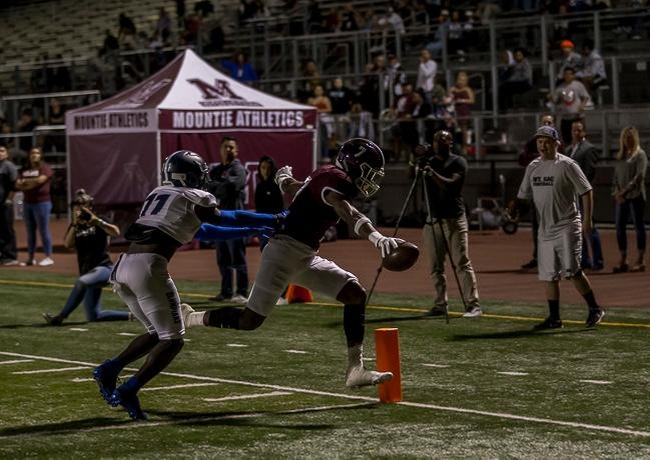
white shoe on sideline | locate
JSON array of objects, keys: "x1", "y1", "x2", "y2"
[
  {"x1": 231, "y1": 294, "x2": 248, "y2": 304},
  {"x1": 38, "y1": 257, "x2": 54, "y2": 267},
  {"x1": 462, "y1": 307, "x2": 482, "y2": 318},
  {"x1": 276, "y1": 297, "x2": 289, "y2": 305},
  {"x1": 180, "y1": 303, "x2": 195, "y2": 326},
  {"x1": 345, "y1": 365, "x2": 393, "y2": 388}
]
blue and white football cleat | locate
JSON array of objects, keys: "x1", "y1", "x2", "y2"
[
  {"x1": 109, "y1": 388, "x2": 148, "y2": 421},
  {"x1": 93, "y1": 360, "x2": 119, "y2": 404}
]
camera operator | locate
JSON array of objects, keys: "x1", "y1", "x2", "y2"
[
  {"x1": 413, "y1": 130, "x2": 482, "y2": 317},
  {"x1": 43, "y1": 189, "x2": 131, "y2": 326}
]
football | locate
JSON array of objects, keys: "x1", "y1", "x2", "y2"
[{"x1": 382, "y1": 241, "x2": 420, "y2": 272}]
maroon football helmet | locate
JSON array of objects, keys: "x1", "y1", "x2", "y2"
[{"x1": 335, "y1": 138, "x2": 385, "y2": 197}]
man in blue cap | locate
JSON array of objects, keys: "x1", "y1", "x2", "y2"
[{"x1": 510, "y1": 125, "x2": 605, "y2": 329}]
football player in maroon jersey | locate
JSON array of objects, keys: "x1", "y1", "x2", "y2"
[{"x1": 185, "y1": 138, "x2": 404, "y2": 387}]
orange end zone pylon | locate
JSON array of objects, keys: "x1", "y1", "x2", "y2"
[
  {"x1": 285, "y1": 284, "x2": 313, "y2": 303},
  {"x1": 374, "y1": 327, "x2": 402, "y2": 403}
]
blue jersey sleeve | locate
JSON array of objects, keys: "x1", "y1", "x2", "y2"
[{"x1": 195, "y1": 224, "x2": 274, "y2": 241}]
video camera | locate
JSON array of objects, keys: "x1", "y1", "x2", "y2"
[{"x1": 411, "y1": 143, "x2": 434, "y2": 169}]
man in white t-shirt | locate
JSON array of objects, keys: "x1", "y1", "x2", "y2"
[{"x1": 511, "y1": 125, "x2": 605, "y2": 329}]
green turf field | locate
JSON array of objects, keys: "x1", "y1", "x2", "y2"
[{"x1": 1, "y1": 270, "x2": 649, "y2": 458}]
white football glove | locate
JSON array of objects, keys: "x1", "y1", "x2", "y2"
[
  {"x1": 368, "y1": 231, "x2": 405, "y2": 258},
  {"x1": 274, "y1": 165, "x2": 294, "y2": 190}
]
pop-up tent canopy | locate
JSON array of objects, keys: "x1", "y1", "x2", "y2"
[{"x1": 66, "y1": 49, "x2": 318, "y2": 206}]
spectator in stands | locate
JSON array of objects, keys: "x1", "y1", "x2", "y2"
[
  {"x1": 152, "y1": 8, "x2": 172, "y2": 47},
  {"x1": 386, "y1": 53, "x2": 407, "y2": 101},
  {"x1": 117, "y1": 12, "x2": 137, "y2": 49},
  {"x1": 42, "y1": 189, "x2": 130, "y2": 326},
  {"x1": 612, "y1": 126, "x2": 648, "y2": 273},
  {"x1": 201, "y1": 11, "x2": 226, "y2": 53},
  {"x1": 568, "y1": 120, "x2": 603, "y2": 271},
  {"x1": 195, "y1": 0, "x2": 214, "y2": 17},
  {"x1": 308, "y1": 85, "x2": 333, "y2": 161},
  {"x1": 255, "y1": 156, "x2": 284, "y2": 220},
  {"x1": 44, "y1": 98, "x2": 66, "y2": 153},
  {"x1": 556, "y1": 40, "x2": 583, "y2": 84},
  {"x1": 222, "y1": 52, "x2": 258, "y2": 84},
  {"x1": 306, "y1": 0, "x2": 324, "y2": 33},
  {"x1": 357, "y1": 55, "x2": 385, "y2": 116},
  {"x1": 182, "y1": 10, "x2": 202, "y2": 44},
  {"x1": 15, "y1": 147, "x2": 54, "y2": 267},
  {"x1": 16, "y1": 109, "x2": 38, "y2": 154},
  {"x1": 498, "y1": 47, "x2": 533, "y2": 111},
  {"x1": 425, "y1": 9, "x2": 450, "y2": 58},
  {"x1": 377, "y1": 7, "x2": 406, "y2": 36},
  {"x1": 477, "y1": 1, "x2": 501, "y2": 23},
  {"x1": 449, "y1": 71, "x2": 475, "y2": 153},
  {"x1": 328, "y1": 78, "x2": 354, "y2": 115},
  {"x1": 50, "y1": 54, "x2": 72, "y2": 92},
  {"x1": 103, "y1": 30, "x2": 119, "y2": 52},
  {"x1": 323, "y1": 6, "x2": 341, "y2": 33},
  {"x1": 550, "y1": 67, "x2": 591, "y2": 145},
  {"x1": 416, "y1": 48, "x2": 437, "y2": 103},
  {"x1": 447, "y1": 10, "x2": 467, "y2": 59},
  {"x1": 576, "y1": 39, "x2": 607, "y2": 96},
  {"x1": 403, "y1": 88, "x2": 433, "y2": 149},
  {"x1": 431, "y1": 76, "x2": 453, "y2": 123},
  {"x1": 0, "y1": 145, "x2": 19, "y2": 266},
  {"x1": 175, "y1": 0, "x2": 186, "y2": 30},
  {"x1": 340, "y1": 3, "x2": 359, "y2": 31},
  {"x1": 298, "y1": 59, "x2": 322, "y2": 103},
  {"x1": 391, "y1": 82, "x2": 416, "y2": 162}
]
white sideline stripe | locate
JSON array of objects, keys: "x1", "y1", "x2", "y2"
[
  {"x1": 68, "y1": 328, "x2": 88, "y2": 332},
  {"x1": 422, "y1": 364, "x2": 450, "y2": 368},
  {"x1": 13, "y1": 366, "x2": 90, "y2": 375},
  {"x1": 580, "y1": 379, "x2": 613, "y2": 385},
  {"x1": 1, "y1": 351, "x2": 649, "y2": 438},
  {"x1": 117, "y1": 332, "x2": 137, "y2": 336},
  {"x1": 497, "y1": 371, "x2": 529, "y2": 376},
  {"x1": 226, "y1": 343, "x2": 248, "y2": 348},
  {"x1": 142, "y1": 383, "x2": 219, "y2": 392},
  {"x1": 0, "y1": 359, "x2": 34, "y2": 365},
  {"x1": 203, "y1": 391, "x2": 292, "y2": 402},
  {"x1": 284, "y1": 349, "x2": 308, "y2": 354}
]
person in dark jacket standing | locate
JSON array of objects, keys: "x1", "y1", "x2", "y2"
[
  {"x1": 568, "y1": 120, "x2": 603, "y2": 270},
  {"x1": 0, "y1": 145, "x2": 18, "y2": 265},
  {"x1": 208, "y1": 137, "x2": 249, "y2": 303},
  {"x1": 255, "y1": 156, "x2": 284, "y2": 216}
]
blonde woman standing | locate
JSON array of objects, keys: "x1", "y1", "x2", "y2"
[{"x1": 612, "y1": 126, "x2": 647, "y2": 273}]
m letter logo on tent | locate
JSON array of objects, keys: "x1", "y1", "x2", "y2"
[{"x1": 188, "y1": 79, "x2": 244, "y2": 100}]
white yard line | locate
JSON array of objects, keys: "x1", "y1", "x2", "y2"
[
  {"x1": 497, "y1": 371, "x2": 529, "y2": 376},
  {"x1": 117, "y1": 332, "x2": 137, "y2": 337},
  {"x1": 226, "y1": 343, "x2": 248, "y2": 348},
  {"x1": 71, "y1": 377, "x2": 95, "y2": 383},
  {"x1": 422, "y1": 363, "x2": 450, "y2": 368},
  {"x1": 13, "y1": 366, "x2": 90, "y2": 375},
  {"x1": 579, "y1": 379, "x2": 613, "y2": 385},
  {"x1": 203, "y1": 391, "x2": 292, "y2": 402},
  {"x1": 1, "y1": 350, "x2": 648, "y2": 438},
  {"x1": 284, "y1": 349, "x2": 308, "y2": 354},
  {"x1": 142, "y1": 383, "x2": 219, "y2": 392},
  {"x1": 0, "y1": 359, "x2": 34, "y2": 365},
  {"x1": 68, "y1": 328, "x2": 88, "y2": 332}
]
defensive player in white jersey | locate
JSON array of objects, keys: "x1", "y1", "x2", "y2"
[
  {"x1": 511, "y1": 125, "x2": 605, "y2": 329},
  {"x1": 184, "y1": 138, "x2": 404, "y2": 388},
  {"x1": 92, "y1": 150, "x2": 283, "y2": 420}
]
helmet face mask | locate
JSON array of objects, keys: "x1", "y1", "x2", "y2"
[
  {"x1": 161, "y1": 150, "x2": 209, "y2": 189},
  {"x1": 335, "y1": 138, "x2": 385, "y2": 198}
]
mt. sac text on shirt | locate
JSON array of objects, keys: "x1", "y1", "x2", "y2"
[{"x1": 533, "y1": 176, "x2": 555, "y2": 186}]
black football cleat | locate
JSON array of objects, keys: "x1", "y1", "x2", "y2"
[
  {"x1": 533, "y1": 317, "x2": 563, "y2": 330},
  {"x1": 585, "y1": 309, "x2": 605, "y2": 328}
]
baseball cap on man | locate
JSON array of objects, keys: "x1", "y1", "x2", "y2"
[
  {"x1": 560, "y1": 39, "x2": 574, "y2": 49},
  {"x1": 533, "y1": 125, "x2": 560, "y2": 142}
]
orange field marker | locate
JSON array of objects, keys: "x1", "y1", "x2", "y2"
[
  {"x1": 374, "y1": 327, "x2": 402, "y2": 403},
  {"x1": 285, "y1": 284, "x2": 313, "y2": 303}
]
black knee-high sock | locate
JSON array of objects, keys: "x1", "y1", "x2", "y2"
[
  {"x1": 110, "y1": 333, "x2": 160, "y2": 373},
  {"x1": 548, "y1": 299, "x2": 560, "y2": 320},
  {"x1": 582, "y1": 290, "x2": 600, "y2": 311},
  {"x1": 343, "y1": 304, "x2": 365, "y2": 347},
  {"x1": 206, "y1": 307, "x2": 242, "y2": 329}
]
